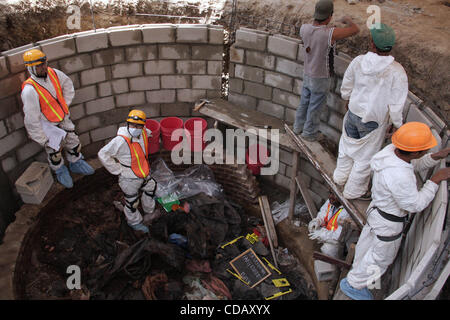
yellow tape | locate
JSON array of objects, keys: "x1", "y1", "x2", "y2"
[
  {"x1": 220, "y1": 236, "x2": 244, "y2": 249},
  {"x1": 264, "y1": 288, "x2": 292, "y2": 300},
  {"x1": 272, "y1": 278, "x2": 290, "y2": 288},
  {"x1": 245, "y1": 233, "x2": 259, "y2": 244},
  {"x1": 226, "y1": 269, "x2": 249, "y2": 286},
  {"x1": 262, "y1": 257, "x2": 282, "y2": 275}
]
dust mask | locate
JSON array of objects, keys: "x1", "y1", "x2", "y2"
[{"x1": 129, "y1": 128, "x2": 142, "y2": 138}]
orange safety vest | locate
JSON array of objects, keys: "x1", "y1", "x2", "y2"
[
  {"x1": 21, "y1": 67, "x2": 69, "y2": 123},
  {"x1": 119, "y1": 130, "x2": 149, "y2": 179},
  {"x1": 323, "y1": 203, "x2": 343, "y2": 231}
]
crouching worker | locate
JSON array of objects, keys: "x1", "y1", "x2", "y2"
[
  {"x1": 340, "y1": 122, "x2": 450, "y2": 300},
  {"x1": 98, "y1": 110, "x2": 157, "y2": 234},
  {"x1": 309, "y1": 192, "x2": 350, "y2": 259},
  {"x1": 21, "y1": 49, "x2": 94, "y2": 188}
]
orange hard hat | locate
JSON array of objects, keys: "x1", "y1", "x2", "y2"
[{"x1": 392, "y1": 122, "x2": 437, "y2": 152}]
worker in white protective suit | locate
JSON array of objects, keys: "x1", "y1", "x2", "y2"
[
  {"x1": 333, "y1": 23, "x2": 408, "y2": 200},
  {"x1": 98, "y1": 110, "x2": 157, "y2": 234},
  {"x1": 308, "y1": 192, "x2": 350, "y2": 258},
  {"x1": 340, "y1": 122, "x2": 450, "y2": 300},
  {"x1": 21, "y1": 49, "x2": 94, "y2": 188}
]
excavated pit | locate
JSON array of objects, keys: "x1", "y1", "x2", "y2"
[{"x1": 13, "y1": 151, "x2": 317, "y2": 300}]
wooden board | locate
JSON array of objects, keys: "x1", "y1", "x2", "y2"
[
  {"x1": 295, "y1": 174, "x2": 318, "y2": 220},
  {"x1": 229, "y1": 248, "x2": 272, "y2": 288},
  {"x1": 259, "y1": 195, "x2": 278, "y2": 248}
]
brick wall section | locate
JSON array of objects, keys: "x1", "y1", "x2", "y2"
[{"x1": 0, "y1": 24, "x2": 223, "y2": 186}]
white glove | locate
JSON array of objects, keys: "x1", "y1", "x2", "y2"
[
  {"x1": 309, "y1": 228, "x2": 327, "y2": 242},
  {"x1": 308, "y1": 218, "x2": 321, "y2": 233}
]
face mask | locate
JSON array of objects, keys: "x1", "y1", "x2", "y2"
[{"x1": 129, "y1": 128, "x2": 142, "y2": 138}]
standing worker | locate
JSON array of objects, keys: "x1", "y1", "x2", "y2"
[
  {"x1": 333, "y1": 23, "x2": 408, "y2": 200},
  {"x1": 98, "y1": 110, "x2": 157, "y2": 234},
  {"x1": 21, "y1": 49, "x2": 94, "y2": 188},
  {"x1": 293, "y1": 0, "x2": 359, "y2": 141},
  {"x1": 340, "y1": 122, "x2": 450, "y2": 300}
]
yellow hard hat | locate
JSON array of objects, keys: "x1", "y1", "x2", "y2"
[
  {"x1": 392, "y1": 122, "x2": 437, "y2": 152},
  {"x1": 127, "y1": 109, "x2": 146, "y2": 125},
  {"x1": 23, "y1": 49, "x2": 47, "y2": 67}
]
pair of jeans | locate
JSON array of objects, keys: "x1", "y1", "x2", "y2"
[
  {"x1": 344, "y1": 110, "x2": 379, "y2": 139},
  {"x1": 294, "y1": 75, "x2": 330, "y2": 138}
]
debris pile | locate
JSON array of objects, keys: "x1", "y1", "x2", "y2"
[{"x1": 17, "y1": 160, "x2": 316, "y2": 300}]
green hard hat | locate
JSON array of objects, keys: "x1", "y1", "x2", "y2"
[{"x1": 370, "y1": 23, "x2": 396, "y2": 51}]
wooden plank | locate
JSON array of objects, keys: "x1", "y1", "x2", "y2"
[
  {"x1": 260, "y1": 195, "x2": 278, "y2": 248},
  {"x1": 284, "y1": 124, "x2": 366, "y2": 229},
  {"x1": 333, "y1": 243, "x2": 356, "y2": 300},
  {"x1": 288, "y1": 151, "x2": 299, "y2": 223},
  {"x1": 295, "y1": 174, "x2": 317, "y2": 220},
  {"x1": 258, "y1": 196, "x2": 279, "y2": 269},
  {"x1": 313, "y1": 251, "x2": 352, "y2": 270}
]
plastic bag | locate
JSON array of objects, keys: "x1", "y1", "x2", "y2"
[{"x1": 271, "y1": 200, "x2": 308, "y2": 225}]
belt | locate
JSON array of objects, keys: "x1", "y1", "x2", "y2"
[
  {"x1": 377, "y1": 232, "x2": 403, "y2": 242},
  {"x1": 372, "y1": 207, "x2": 407, "y2": 223}
]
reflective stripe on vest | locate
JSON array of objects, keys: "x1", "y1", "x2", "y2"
[
  {"x1": 119, "y1": 130, "x2": 149, "y2": 178},
  {"x1": 21, "y1": 67, "x2": 69, "y2": 123},
  {"x1": 323, "y1": 203, "x2": 343, "y2": 231}
]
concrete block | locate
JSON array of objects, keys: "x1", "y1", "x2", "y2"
[
  {"x1": 92, "y1": 48, "x2": 125, "y2": 67},
  {"x1": 311, "y1": 179, "x2": 330, "y2": 200},
  {"x1": 177, "y1": 89, "x2": 206, "y2": 103},
  {"x1": 85, "y1": 96, "x2": 115, "y2": 115},
  {"x1": 177, "y1": 25, "x2": 208, "y2": 43},
  {"x1": 2, "y1": 156, "x2": 17, "y2": 172},
  {"x1": 228, "y1": 93, "x2": 257, "y2": 110},
  {"x1": 98, "y1": 82, "x2": 112, "y2": 97},
  {"x1": 300, "y1": 159, "x2": 324, "y2": 185},
  {"x1": 229, "y1": 47, "x2": 244, "y2": 64},
  {"x1": 0, "y1": 96, "x2": 20, "y2": 120},
  {"x1": 75, "y1": 32, "x2": 109, "y2": 53},
  {"x1": 139, "y1": 104, "x2": 161, "y2": 118},
  {"x1": 0, "y1": 120, "x2": 7, "y2": 138},
  {"x1": 234, "y1": 64, "x2": 264, "y2": 83},
  {"x1": 146, "y1": 90, "x2": 176, "y2": 104},
  {"x1": 328, "y1": 111, "x2": 344, "y2": 131},
  {"x1": 68, "y1": 73, "x2": 80, "y2": 90},
  {"x1": 314, "y1": 260, "x2": 336, "y2": 282},
  {"x1": 243, "y1": 81, "x2": 272, "y2": 100},
  {"x1": 276, "y1": 57, "x2": 303, "y2": 78},
  {"x1": 264, "y1": 71, "x2": 293, "y2": 92},
  {"x1": 320, "y1": 106, "x2": 330, "y2": 122},
  {"x1": 326, "y1": 93, "x2": 347, "y2": 116},
  {"x1": 112, "y1": 63, "x2": 143, "y2": 79},
  {"x1": 111, "y1": 79, "x2": 129, "y2": 94},
  {"x1": 159, "y1": 44, "x2": 190, "y2": 59},
  {"x1": 319, "y1": 122, "x2": 341, "y2": 144},
  {"x1": 335, "y1": 78, "x2": 343, "y2": 95},
  {"x1": 161, "y1": 75, "x2": 190, "y2": 89},
  {"x1": 246, "y1": 51, "x2": 275, "y2": 70},
  {"x1": 267, "y1": 35, "x2": 298, "y2": 60},
  {"x1": 80, "y1": 67, "x2": 108, "y2": 86},
  {"x1": 109, "y1": 28, "x2": 142, "y2": 46},
  {"x1": 78, "y1": 132, "x2": 91, "y2": 147},
  {"x1": 90, "y1": 124, "x2": 118, "y2": 142},
  {"x1": 229, "y1": 79, "x2": 243, "y2": 93},
  {"x1": 142, "y1": 25, "x2": 176, "y2": 43},
  {"x1": 16, "y1": 141, "x2": 42, "y2": 162},
  {"x1": 126, "y1": 45, "x2": 157, "y2": 61},
  {"x1": 0, "y1": 129, "x2": 27, "y2": 157},
  {"x1": 2, "y1": 44, "x2": 35, "y2": 74},
  {"x1": 192, "y1": 45, "x2": 223, "y2": 60},
  {"x1": 257, "y1": 100, "x2": 284, "y2": 120},
  {"x1": 192, "y1": 75, "x2": 221, "y2": 90},
  {"x1": 72, "y1": 85, "x2": 97, "y2": 105},
  {"x1": 297, "y1": 44, "x2": 305, "y2": 63},
  {"x1": 274, "y1": 173, "x2": 291, "y2": 189},
  {"x1": 209, "y1": 27, "x2": 224, "y2": 44},
  {"x1": 5, "y1": 112, "x2": 24, "y2": 132},
  {"x1": 208, "y1": 61, "x2": 222, "y2": 75},
  {"x1": 160, "y1": 103, "x2": 191, "y2": 117},
  {"x1": 145, "y1": 60, "x2": 175, "y2": 75},
  {"x1": 273, "y1": 88, "x2": 300, "y2": 110},
  {"x1": 40, "y1": 38, "x2": 77, "y2": 61},
  {"x1": 69, "y1": 104, "x2": 85, "y2": 121},
  {"x1": 284, "y1": 108, "x2": 295, "y2": 124},
  {"x1": 293, "y1": 79, "x2": 303, "y2": 95},
  {"x1": 206, "y1": 90, "x2": 221, "y2": 100},
  {"x1": 334, "y1": 54, "x2": 352, "y2": 77},
  {"x1": 0, "y1": 56, "x2": 10, "y2": 78},
  {"x1": 176, "y1": 60, "x2": 206, "y2": 75},
  {"x1": 129, "y1": 76, "x2": 160, "y2": 91},
  {"x1": 116, "y1": 92, "x2": 146, "y2": 107},
  {"x1": 59, "y1": 54, "x2": 92, "y2": 75},
  {"x1": 0, "y1": 73, "x2": 27, "y2": 100},
  {"x1": 235, "y1": 29, "x2": 267, "y2": 51},
  {"x1": 75, "y1": 115, "x2": 101, "y2": 133}
]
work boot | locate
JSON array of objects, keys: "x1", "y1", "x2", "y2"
[
  {"x1": 293, "y1": 126, "x2": 303, "y2": 135},
  {"x1": 55, "y1": 165, "x2": 73, "y2": 189},
  {"x1": 357, "y1": 191, "x2": 372, "y2": 201},
  {"x1": 130, "y1": 223, "x2": 149, "y2": 233},
  {"x1": 339, "y1": 278, "x2": 373, "y2": 300},
  {"x1": 301, "y1": 133, "x2": 318, "y2": 142},
  {"x1": 69, "y1": 159, "x2": 95, "y2": 175}
]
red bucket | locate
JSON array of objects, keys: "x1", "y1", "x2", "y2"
[
  {"x1": 145, "y1": 119, "x2": 160, "y2": 154},
  {"x1": 246, "y1": 144, "x2": 269, "y2": 175},
  {"x1": 160, "y1": 117, "x2": 184, "y2": 151},
  {"x1": 184, "y1": 118, "x2": 207, "y2": 152}
]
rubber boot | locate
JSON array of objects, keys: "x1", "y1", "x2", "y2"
[
  {"x1": 69, "y1": 159, "x2": 95, "y2": 175},
  {"x1": 340, "y1": 278, "x2": 374, "y2": 300},
  {"x1": 55, "y1": 165, "x2": 74, "y2": 189}
]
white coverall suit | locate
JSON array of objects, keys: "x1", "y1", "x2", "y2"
[
  {"x1": 98, "y1": 126, "x2": 156, "y2": 226},
  {"x1": 346, "y1": 144, "x2": 440, "y2": 290},
  {"x1": 21, "y1": 68, "x2": 82, "y2": 170},
  {"x1": 333, "y1": 52, "x2": 408, "y2": 199},
  {"x1": 309, "y1": 199, "x2": 350, "y2": 258}
]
